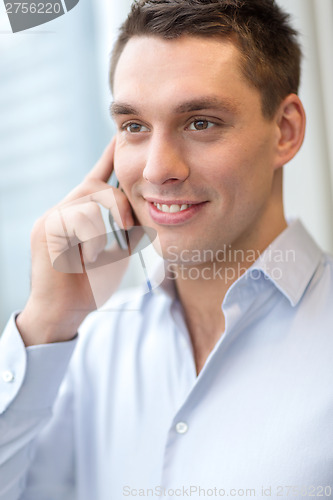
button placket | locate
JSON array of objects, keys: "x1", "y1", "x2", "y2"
[
  {"x1": 175, "y1": 421, "x2": 188, "y2": 434},
  {"x1": 2, "y1": 370, "x2": 15, "y2": 383}
]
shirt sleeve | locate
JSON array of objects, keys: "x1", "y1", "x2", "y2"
[{"x1": 0, "y1": 313, "x2": 78, "y2": 500}]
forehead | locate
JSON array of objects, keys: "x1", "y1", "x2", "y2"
[
  {"x1": 114, "y1": 36, "x2": 239, "y2": 91},
  {"x1": 113, "y1": 35, "x2": 261, "y2": 116}
]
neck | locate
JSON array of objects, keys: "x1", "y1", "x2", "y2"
[
  {"x1": 174, "y1": 213, "x2": 287, "y2": 375},
  {"x1": 175, "y1": 270, "x2": 226, "y2": 375}
]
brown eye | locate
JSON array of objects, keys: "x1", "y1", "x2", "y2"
[
  {"x1": 124, "y1": 123, "x2": 149, "y2": 133},
  {"x1": 188, "y1": 119, "x2": 214, "y2": 131},
  {"x1": 128, "y1": 123, "x2": 141, "y2": 133}
]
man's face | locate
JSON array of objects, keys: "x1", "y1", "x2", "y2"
[{"x1": 112, "y1": 35, "x2": 282, "y2": 263}]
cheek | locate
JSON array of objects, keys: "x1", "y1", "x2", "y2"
[
  {"x1": 114, "y1": 142, "x2": 144, "y2": 192},
  {"x1": 185, "y1": 142, "x2": 237, "y2": 184},
  {"x1": 191, "y1": 145, "x2": 243, "y2": 201},
  {"x1": 198, "y1": 142, "x2": 271, "y2": 216}
]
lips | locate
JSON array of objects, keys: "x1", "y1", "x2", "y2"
[
  {"x1": 146, "y1": 199, "x2": 207, "y2": 225},
  {"x1": 153, "y1": 202, "x2": 192, "y2": 213}
]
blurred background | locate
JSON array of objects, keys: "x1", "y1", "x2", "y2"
[{"x1": 0, "y1": 0, "x2": 332, "y2": 329}]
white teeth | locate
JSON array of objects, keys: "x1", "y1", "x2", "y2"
[{"x1": 154, "y1": 202, "x2": 191, "y2": 213}]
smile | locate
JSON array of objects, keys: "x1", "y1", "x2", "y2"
[
  {"x1": 147, "y1": 200, "x2": 207, "y2": 226},
  {"x1": 153, "y1": 203, "x2": 192, "y2": 213}
]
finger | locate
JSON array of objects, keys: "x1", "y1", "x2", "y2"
[
  {"x1": 75, "y1": 203, "x2": 108, "y2": 264},
  {"x1": 61, "y1": 186, "x2": 133, "y2": 226},
  {"x1": 63, "y1": 203, "x2": 106, "y2": 238},
  {"x1": 84, "y1": 138, "x2": 116, "y2": 183},
  {"x1": 62, "y1": 205, "x2": 107, "y2": 266},
  {"x1": 75, "y1": 188, "x2": 134, "y2": 230},
  {"x1": 45, "y1": 210, "x2": 74, "y2": 261},
  {"x1": 45, "y1": 203, "x2": 107, "y2": 264},
  {"x1": 81, "y1": 230, "x2": 107, "y2": 264},
  {"x1": 92, "y1": 189, "x2": 134, "y2": 230}
]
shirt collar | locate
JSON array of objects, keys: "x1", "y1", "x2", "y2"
[
  {"x1": 245, "y1": 219, "x2": 323, "y2": 306},
  {"x1": 149, "y1": 258, "x2": 177, "y2": 300},
  {"x1": 148, "y1": 219, "x2": 323, "y2": 308}
]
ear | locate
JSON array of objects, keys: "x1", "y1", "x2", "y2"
[{"x1": 273, "y1": 94, "x2": 306, "y2": 170}]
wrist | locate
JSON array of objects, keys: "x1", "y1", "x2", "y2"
[{"x1": 16, "y1": 303, "x2": 81, "y2": 346}]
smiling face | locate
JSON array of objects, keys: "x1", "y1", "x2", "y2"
[{"x1": 112, "y1": 35, "x2": 286, "y2": 264}]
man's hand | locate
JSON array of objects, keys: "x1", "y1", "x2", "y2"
[{"x1": 16, "y1": 140, "x2": 136, "y2": 346}]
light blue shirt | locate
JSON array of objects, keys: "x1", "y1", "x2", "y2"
[{"x1": 0, "y1": 220, "x2": 333, "y2": 500}]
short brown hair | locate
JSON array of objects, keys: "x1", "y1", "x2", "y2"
[{"x1": 110, "y1": 0, "x2": 302, "y2": 119}]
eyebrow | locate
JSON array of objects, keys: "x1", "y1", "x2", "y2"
[
  {"x1": 110, "y1": 97, "x2": 239, "y2": 117},
  {"x1": 110, "y1": 102, "x2": 138, "y2": 117}
]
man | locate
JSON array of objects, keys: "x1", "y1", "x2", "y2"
[{"x1": 1, "y1": 0, "x2": 332, "y2": 499}]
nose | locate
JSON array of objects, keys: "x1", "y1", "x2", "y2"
[{"x1": 142, "y1": 133, "x2": 190, "y2": 185}]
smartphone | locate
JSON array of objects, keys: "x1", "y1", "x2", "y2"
[
  {"x1": 108, "y1": 170, "x2": 153, "y2": 293},
  {"x1": 108, "y1": 171, "x2": 131, "y2": 251}
]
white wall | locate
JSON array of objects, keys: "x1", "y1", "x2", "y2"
[
  {"x1": 0, "y1": 1, "x2": 112, "y2": 329},
  {"x1": 277, "y1": 0, "x2": 333, "y2": 252}
]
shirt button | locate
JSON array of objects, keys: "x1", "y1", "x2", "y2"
[
  {"x1": 176, "y1": 421, "x2": 188, "y2": 434},
  {"x1": 2, "y1": 370, "x2": 15, "y2": 383}
]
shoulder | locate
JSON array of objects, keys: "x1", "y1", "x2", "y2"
[
  {"x1": 75, "y1": 285, "x2": 171, "y2": 357},
  {"x1": 323, "y1": 252, "x2": 333, "y2": 268},
  {"x1": 301, "y1": 251, "x2": 333, "y2": 315},
  {"x1": 312, "y1": 252, "x2": 333, "y2": 287}
]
